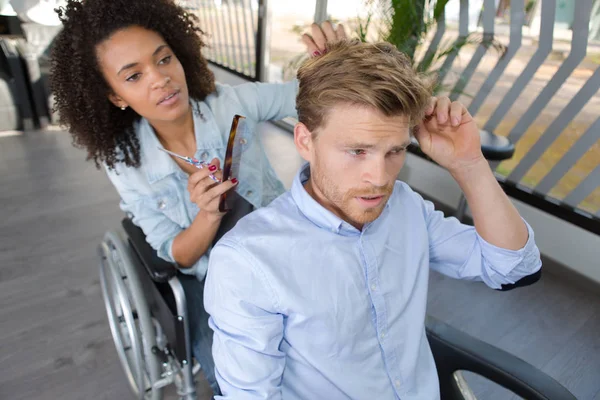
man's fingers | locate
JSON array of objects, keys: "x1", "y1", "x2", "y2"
[
  {"x1": 450, "y1": 101, "x2": 464, "y2": 127},
  {"x1": 435, "y1": 96, "x2": 451, "y2": 124},
  {"x1": 425, "y1": 97, "x2": 437, "y2": 116},
  {"x1": 413, "y1": 122, "x2": 432, "y2": 149}
]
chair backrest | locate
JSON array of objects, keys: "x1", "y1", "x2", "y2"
[
  {"x1": 212, "y1": 191, "x2": 254, "y2": 246},
  {"x1": 123, "y1": 191, "x2": 254, "y2": 283}
]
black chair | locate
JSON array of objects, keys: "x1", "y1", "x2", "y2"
[
  {"x1": 0, "y1": 17, "x2": 61, "y2": 131},
  {"x1": 0, "y1": 37, "x2": 35, "y2": 131},
  {"x1": 426, "y1": 316, "x2": 576, "y2": 399}
]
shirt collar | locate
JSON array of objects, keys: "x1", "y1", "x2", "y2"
[
  {"x1": 138, "y1": 101, "x2": 224, "y2": 184},
  {"x1": 291, "y1": 163, "x2": 362, "y2": 235}
]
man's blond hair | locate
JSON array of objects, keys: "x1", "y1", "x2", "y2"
[{"x1": 296, "y1": 40, "x2": 433, "y2": 133}]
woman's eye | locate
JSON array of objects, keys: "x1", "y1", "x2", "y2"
[
  {"x1": 159, "y1": 55, "x2": 172, "y2": 65},
  {"x1": 126, "y1": 73, "x2": 141, "y2": 82}
]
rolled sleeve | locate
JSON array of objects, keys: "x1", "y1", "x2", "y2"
[
  {"x1": 175, "y1": 244, "x2": 210, "y2": 281},
  {"x1": 409, "y1": 187, "x2": 542, "y2": 289},
  {"x1": 476, "y1": 220, "x2": 541, "y2": 288},
  {"x1": 234, "y1": 80, "x2": 298, "y2": 122},
  {"x1": 214, "y1": 80, "x2": 298, "y2": 126}
]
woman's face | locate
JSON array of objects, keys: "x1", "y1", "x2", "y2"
[{"x1": 96, "y1": 25, "x2": 190, "y2": 123}]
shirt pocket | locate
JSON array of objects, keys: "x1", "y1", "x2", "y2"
[
  {"x1": 143, "y1": 189, "x2": 184, "y2": 227},
  {"x1": 235, "y1": 118, "x2": 255, "y2": 153}
]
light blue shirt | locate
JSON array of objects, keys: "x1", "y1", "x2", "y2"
[
  {"x1": 205, "y1": 163, "x2": 542, "y2": 400},
  {"x1": 104, "y1": 80, "x2": 298, "y2": 280}
]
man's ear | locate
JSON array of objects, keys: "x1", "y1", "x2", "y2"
[
  {"x1": 108, "y1": 92, "x2": 126, "y2": 109},
  {"x1": 294, "y1": 122, "x2": 314, "y2": 162}
]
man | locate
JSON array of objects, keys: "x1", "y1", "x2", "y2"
[{"x1": 204, "y1": 40, "x2": 542, "y2": 400}]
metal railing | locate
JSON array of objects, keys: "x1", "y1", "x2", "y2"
[
  {"x1": 419, "y1": 0, "x2": 599, "y2": 234},
  {"x1": 180, "y1": 0, "x2": 266, "y2": 81},
  {"x1": 194, "y1": 0, "x2": 600, "y2": 235}
]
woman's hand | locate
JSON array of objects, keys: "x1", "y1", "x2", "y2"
[
  {"x1": 301, "y1": 21, "x2": 347, "y2": 57},
  {"x1": 187, "y1": 158, "x2": 238, "y2": 220}
]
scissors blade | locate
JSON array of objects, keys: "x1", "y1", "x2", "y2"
[
  {"x1": 158, "y1": 146, "x2": 221, "y2": 183},
  {"x1": 157, "y1": 147, "x2": 194, "y2": 163}
]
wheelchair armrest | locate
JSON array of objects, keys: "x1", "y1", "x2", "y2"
[
  {"x1": 499, "y1": 269, "x2": 542, "y2": 291},
  {"x1": 425, "y1": 316, "x2": 576, "y2": 400},
  {"x1": 122, "y1": 218, "x2": 178, "y2": 283}
]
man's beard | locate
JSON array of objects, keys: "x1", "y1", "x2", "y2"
[{"x1": 310, "y1": 159, "x2": 394, "y2": 228}]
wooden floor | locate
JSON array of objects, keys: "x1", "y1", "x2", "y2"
[{"x1": 0, "y1": 126, "x2": 598, "y2": 400}]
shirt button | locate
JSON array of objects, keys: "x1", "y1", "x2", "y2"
[
  {"x1": 201, "y1": 151, "x2": 208, "y2": 161},
  {"x1": 395, "y1": 380, "x2": 401, "y2": 387},
  {"x1": 158, "y1": 200, "x2": 166, "y2": 210},
  {"x1": 246, "y1": 190, "x2": 253, "y2": 197},
  {"x1": 239, "y1": 138, "x2": 247, "y2": 145},
  {"x1": 380, "y1": 332, "x2": 386, "y2": 339},
  {"x1": 371, "y1": 284, "x2": 377, "y2": 291}
]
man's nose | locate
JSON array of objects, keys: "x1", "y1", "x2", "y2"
[{"x1": 364, "y1": 157, "x2": 388, "y2": 187}]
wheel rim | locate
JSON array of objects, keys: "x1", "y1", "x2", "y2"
[{"x1": 99, "y1": 241, "x2": 146, "y2": 399}]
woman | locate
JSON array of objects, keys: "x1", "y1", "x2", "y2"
[{"x1": 50, "y1": 0, "x2": 345, "y2": 394}]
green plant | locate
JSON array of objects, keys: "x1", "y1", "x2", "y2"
[
  {"x1": 282, "y1": 1, "x2": 506, "y2": 93},
  {"x1": 356, "y1": 0, "x2": 506, "y2": 95}
]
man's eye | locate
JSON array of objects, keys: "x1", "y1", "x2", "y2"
[
  {"x1": 390, "y1": 148, "x2": 406, "y2": 155},
  {"x1": 159, "y1": 55, "x2": 172, "y2": 65},
  {"x1": 348, "y1": 149, "x2": 366, "y2": 156},
  {"x1": 126, "y1": 73, "x2": 141, "y2": 82}
]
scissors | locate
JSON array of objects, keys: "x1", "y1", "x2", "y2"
[{"x1": 158, "y1": 147, "x2": 221, "y2": 182}]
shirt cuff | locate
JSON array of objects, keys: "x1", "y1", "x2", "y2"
[
  {"x1": 476, "y1": 219, "x2": 541, "y2": 277},
  {"x1": 157, "y1": 237, "x2": 176, "y2": 264}
]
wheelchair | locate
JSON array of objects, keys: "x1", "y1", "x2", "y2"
[{"x1": 98, "y1": 213, "x2": 576, "y2": 400}]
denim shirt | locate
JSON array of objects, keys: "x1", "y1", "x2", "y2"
[{"x1": 104, "y1": 80, "x2": 298, "y2": 280}]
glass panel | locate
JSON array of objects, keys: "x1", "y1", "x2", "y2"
[{"x1": 267, "y1": 1, "x2": 317, "y2": 82}]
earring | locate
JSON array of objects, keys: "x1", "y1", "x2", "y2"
[{"x1": 120, "y1": 105, "x2": 127, "y2": 110}]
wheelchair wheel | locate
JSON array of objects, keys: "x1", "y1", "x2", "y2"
[{"x1": 99, "y1": 230, "x2": 163, "y2": 400}]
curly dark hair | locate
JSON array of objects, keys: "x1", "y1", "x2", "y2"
[{"x1": 50, "y1": 0, "x2": 216, "y2": 169}]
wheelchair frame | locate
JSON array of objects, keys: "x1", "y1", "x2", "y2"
[{"x1": 98, "y1": 226, "x2": 201, "y2": 400}]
